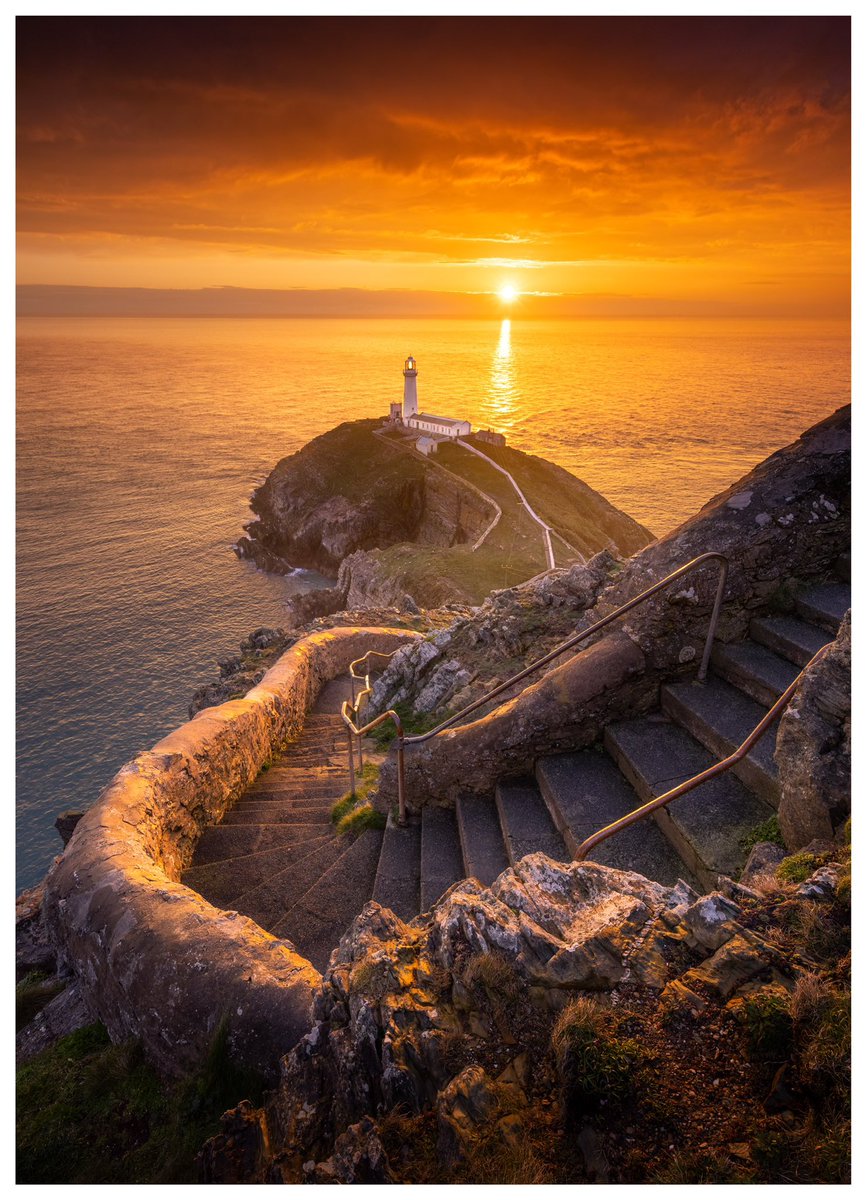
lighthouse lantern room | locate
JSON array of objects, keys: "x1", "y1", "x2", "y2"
[{"x1": 402, "y1": 355, "x2": 419, "y2": 420}]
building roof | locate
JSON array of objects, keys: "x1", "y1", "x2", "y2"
[
  {"x1": 409, "y1": 412, "x2": 468, "y2": 427},
  {"x1": 415, "y1": 435, "x2": 437, "y2": 447}
]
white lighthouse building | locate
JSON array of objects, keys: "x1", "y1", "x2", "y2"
[
  {"x1": 402, "y1": 355, "x2": 419, "y2": 420},
  {"x1": 396, "y1": 354, "x2": 471, "y2": 441}
]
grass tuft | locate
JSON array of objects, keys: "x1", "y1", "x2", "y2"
[
  {"x1": 335, "y1": 803, "x2": 386, "y2": 836},
  {"x1": 551, "y1": 996, "x2": 643, "y2": 1120},
  {"x1": 740, "y1": 814, "x2": 784, "y2": 853}
]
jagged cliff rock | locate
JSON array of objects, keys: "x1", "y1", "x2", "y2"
[
  {"x1": 776, "y1": 611, "x2": 851, "y2": 850},
  {"x1": 235, "y1": 419, "x2": 495, "y2": 577},
  {"x1": 199, "y1": 847, "x2": 850, "y2": 1184}
]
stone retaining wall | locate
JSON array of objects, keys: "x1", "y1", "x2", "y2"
[{"x1": 42, "y1": 626, "x2": 421, "y2": 1079}]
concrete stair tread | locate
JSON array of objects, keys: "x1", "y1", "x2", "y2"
[
  {"x1": 420, "y1": 806, "x2": 466, "y2": 912},
  {"x1": 535, "y1": 751, "x2": 692, "y2": 887},
  {"x1": 711, "y1": 639, "x2": 800, "y2": 706},
  {"x1": 231, "y1": 836, "x2": 346, "y2": 931},
  {"x1": 496, "y1": 778, "x2": 569, "y2": 866},
  {"x1": 181, "y1": 836, "x2": 331, "y2": 908},
  {"x1": 749, "y1": 613, "x2": 832, "y2": 668},
  {"x1": 605, "y1": 715, "x2": 773, "y2": 885},
  {"x1": 221, "y1": 806, "x2": 334, "y2": 826},
  {"x1": 192, "y1": 821, "x2": 332, "y2": 864},
  {"x1": 794, "y1": 581, "x2": 850, "y2": 632},
  {"x1": 661, "y1": 675, "x2": 779, "y2": 807},
  {"x1": 372, "y1": 815, "x2": 422, "y2": 921},
  {"x1": 272, "y1": 828, "x2": 385, "y2": 971},
  {"x1": 456, "y1": 793, "x2": 510, "y2": 887}
]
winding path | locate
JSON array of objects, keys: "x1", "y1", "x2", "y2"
[{"x1": 456, "y1": 438, "x2": 562, "y2": 569}]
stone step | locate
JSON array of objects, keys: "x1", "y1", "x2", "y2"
[
  {"x1": 192, "y1": 821, "x2": 332, "y2": 865},
  {"x1": 455, "y1": 793, "x2": 510, "y2": 887},
  {"x1": 749, "y1": 613, "x2": 832, "y2": 669},
  {"x1": 604, "y1": 714, "x2": 773, "y2": 891},
  {"x1": 794, "y1": 581, "x2": 850, "y2": 634},
  {"x1": 710, "y1": 639, "x2": 800, "y2": 708},
  {"x1": 231, "y1": 836, "x2": 346, "y2": 932},
  {"x1": 181, "y1": 836, "x2": 331, "y2": 909},
  {"x1": 420, "y1": 805, "x2": 466, "y2": 912},
  {"x1": 660, "y1": 676, "x2": 780, "y2": 808},
  {"x1": 372, "y1": 814, "x2": 422, "y2": 921},
  {"x1": 219, "y1": 801, "x2": 333, "y2": 830},
  {"x1": 495, "y1": 778, "x2": 569, "y2": 867},
  {"x1": 272, "y1": 828, "x2": 385, "y2": 971},
  {"x1": 535, "y1": 751, "x2": 692, "y2": 886}
]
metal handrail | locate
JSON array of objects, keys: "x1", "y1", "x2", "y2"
[
  {"x1": 574, "y1": 643, "x2": 828, "y2": 863},
  {"x1": 404, "y1": 551, "x2": 728, "y2": 746},
  {"x1": 340, "y1": 551, "x2": 729, "y2": 826}
]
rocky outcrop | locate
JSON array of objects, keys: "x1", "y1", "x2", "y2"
[
  {"x1": 236, "y1": 419, "x2": 495, "y2": 576},
  {"x1": 199, "y1": 847, "x2": 849, "y2": 1182},
  {"x1": 42, "y1": 626, "x2": 422, "y2": 1080},
  {"x1": 776, "y1": 611, "x2": 851, "y2": 850},
  {"x1": 371, "y1": 407, "x2": 849, "y2": 809}
]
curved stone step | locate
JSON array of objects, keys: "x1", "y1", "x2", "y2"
[
  {"x1": 660, "y1": 676, "x2": 779, "y2": 807},
  {"x1": 420, "y1": 805, "x2": 465, "y2": 912},
  {"x1": 495, "y1": 778, "x2": 568, "y2": 867},
  {"x1": 749, "y1": 613, "x2": 832, "y2": 669},
  {"x1": 221, "y1": 805, "x2": 334, "y2": 826},
  {"x1": 230, "y1": 835, "x2": 346, "y2": 932},
  {"x1": 372, "y1": 814, "x2": 422, "y2": 921},
  {"x1": 456, "y1": 793, "x2": 510, "y2": 887},
  {"x1": 192, "y1": 821, "x2": 333, "y2": 865},
  {"x1": 604, "y1": 714, "x2": 773, "y2": 890},
  {"x1": 272, "y1": 828, "x2": 385, "y2": 971},
  {"x1": 535, "y1": 751, "x2": 693, "y2": 886},
  {"x1": 710, "y1": 639, "x2": 799, "y2": 708},
  {"x1": 181, "y1": 835, "x2": 331, "y2": 909},
  {"x1": 794, "y1": 581, "x2": 850, "y2": 633}
]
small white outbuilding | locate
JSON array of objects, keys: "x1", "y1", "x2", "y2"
[{"x1": 415, "y1": 435, "x2": 438, "y2": 456}]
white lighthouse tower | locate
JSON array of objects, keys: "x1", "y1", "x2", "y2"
[{"x1": 402, "y1": 355, "x2": 419, "y2": 421}]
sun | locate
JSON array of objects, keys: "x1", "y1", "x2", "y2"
[{"x1": 498, "y1": 283, "x2": 519, "y2": 304}]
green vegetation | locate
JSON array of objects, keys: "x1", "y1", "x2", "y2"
[
  {"x1": 777, "y1": 850, "x2": 830, "y2": 883},
  {"x1": 366, "y1": 700, "x2": 453, "y2": 749},
  {"x1": 16, "y1": 1018, "x2": 267, "y2": 1184},
  {"x1": 16, "y1": 971, "x2": 65, "y2": 1032},
  {"x1": 740, "y1": 813, "x2": 784, "y2": 853},
  {"x1": 735, "y1": 988, "x2": 794, "y2": 1062},
  {"x1": 335, "y1": 803, "x2": 386, "y2": 836},
  {"x1": 551, "y1": 997, "x2": 644, "y2": 1120}
]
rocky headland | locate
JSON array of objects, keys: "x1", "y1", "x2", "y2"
[{"x1": 235, "y1": 418, "x2": 653, "y2": 612}]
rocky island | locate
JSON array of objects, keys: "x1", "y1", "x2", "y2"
[{"x1": 235, "y1": 418, "x2": 653, "y2": 615}]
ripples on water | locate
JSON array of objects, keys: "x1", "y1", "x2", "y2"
[{"x1": 16, "y1": 316, "x2": 849, "y2": 888}]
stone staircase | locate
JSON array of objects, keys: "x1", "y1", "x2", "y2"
[{"x1": 185, "y1": 577, "x2": 848, "y2": 967}]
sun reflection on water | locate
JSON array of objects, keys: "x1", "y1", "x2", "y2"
[{"x1": 484, "y1": 318, "x2": 520, "y2": 429}]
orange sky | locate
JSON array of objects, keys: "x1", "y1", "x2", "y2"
[{"x1": 16, "y1": 16, "x2": 850, "y2": 316}]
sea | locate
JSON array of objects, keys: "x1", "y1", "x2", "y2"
[{"x1": 16, "y1": 316, "x2": 849, "y2": 890}]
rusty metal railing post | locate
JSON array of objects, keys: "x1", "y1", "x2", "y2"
[
  {"x1": 698, "y1": 557, "x2": 728, "y2": 682},
  {"x1": 346, "y1": 722, "x2": 356, "y2": 796},
  {"x1": 394, "y1": 715, "x2": 407, "y2": 827}
]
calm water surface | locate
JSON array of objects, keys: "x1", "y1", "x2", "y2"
[{"x1": 16, "y1": 316, "x2": 849, "y2": 888}]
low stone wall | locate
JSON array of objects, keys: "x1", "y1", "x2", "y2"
[{"x1": 42, "y1": 626, "x2": 421, "y2": 1080}]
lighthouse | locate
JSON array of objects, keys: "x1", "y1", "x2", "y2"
[{"x1": 402, "y1": 355, "x2": 419, "y2": 421}]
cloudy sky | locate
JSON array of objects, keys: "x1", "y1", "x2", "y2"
[{"x1": 16, "y1": 16, "x2": 850, "y2": 316}]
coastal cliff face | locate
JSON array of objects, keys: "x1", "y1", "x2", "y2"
[
  {"x1": 235, "y1": 419, "x2": 653, "y2": 608},
  {"x1": 236, "y1": 419, "x2": 495, "y2": 577}
]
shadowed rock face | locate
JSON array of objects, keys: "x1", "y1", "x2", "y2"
[
  {"x1": 372, "y1": 406, "x2": 850, "y2": 810},
  {"x1": 41, "y1": 626, "x2": 422, "y2": 1080},
  {"x1": 776, "y1": 611, "x2": 851, "y2": 849},
  {"x1": 197, "y1": 850, "x2": 848, "y2": 1183}
]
